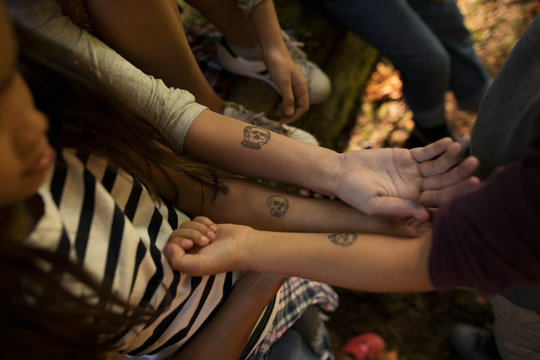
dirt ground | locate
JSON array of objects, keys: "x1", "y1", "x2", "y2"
[{"x1": 329, "y1": 1, "x2": 540, "y2": 359}]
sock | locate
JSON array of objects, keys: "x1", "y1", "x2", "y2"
[{"x1": 227, "y1": 40, "x2": 263, "y2": 61}]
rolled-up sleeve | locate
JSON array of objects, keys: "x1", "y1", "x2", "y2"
[{"x1": 8, "y1": 0, "x2": 206, "y2": 152}]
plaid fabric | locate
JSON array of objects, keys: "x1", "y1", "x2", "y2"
[
  {"x1": 185, "y1": 23, "x2": 234, "y2": 98},
  {"x1": 248, "y1": 277, "x2": 338, "y2": 360}
]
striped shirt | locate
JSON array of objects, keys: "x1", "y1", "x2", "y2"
[{"x1": 26, "y1": 149, "x2": 337, "y2": 359}]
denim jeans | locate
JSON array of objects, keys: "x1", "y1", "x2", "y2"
[
  {"x1": 310, "y1": 0, "x2": 489, "y2": 128},
  {"x1": 471, "y1": 14, "x2": 540, "y2": 179},
  {"x1": 267, "y1": 306, "x2": 334, "y2": 360}
]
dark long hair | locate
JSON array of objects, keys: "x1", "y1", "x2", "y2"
[
  {"x1": 0, "y1": 26, "x2": 226, "y2": 359},
  {"x1": 0, "y1": 209, "x2": 154, "y2": 360},
  {"x1": 16, "y1": 26, "x2": 226, "y2": 198}
]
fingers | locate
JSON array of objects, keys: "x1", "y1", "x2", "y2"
[
  {"x1": 190, "y1": 216, "x2": 218, "y2": 230},
  {"x1": 392, "y1": 217, "x2": 432, "y2": 238},
  {"x1": 165, "y1": 243, "x2": 205, "y2": 275},
  {"x1": 417, "y1": 142, "x2": 462, "y2": 177},
  {"x1": 170, "y1": 216, "x2": 217, "y2": 248},
  {"x1": 276, "y1": 74, "x2": 309, "y2": 123},
  {"x1": 366, "y1": 197, "x2": 430, "y2": 221},
  {"x1": 410, "y1": 137, "x2": 453, "y2": 162},
  {"x1": 276, "y1": 75, "x2": 295, "y2": 118},
  {"x1": 423, "y1": 156, "x2": 480, "y2": 190},
  {"x1": 419, "y1": 176, "x2": 481, "y2": 207}
]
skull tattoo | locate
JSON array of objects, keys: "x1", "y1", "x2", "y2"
[
  {"x1": 266, "y1": 195, "x2": 289, "y2": 218},
  {"x1": 241, "y1": 126, "x2": 271, "y2": 149},
  {"x1": 328, "y1": 233, "x2": 357, "y2": 247}
]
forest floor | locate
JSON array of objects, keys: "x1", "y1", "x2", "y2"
[{"x1": 329, "y1": 1, "x2": 540, "y2": 360}]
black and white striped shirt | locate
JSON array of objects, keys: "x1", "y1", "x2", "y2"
[{"x1": 26, "y1": 149, "x2": 277, "y2": 359}]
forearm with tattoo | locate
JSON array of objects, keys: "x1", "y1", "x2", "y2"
[
  {"x1": 266, "y1": 195, "x2": 289, "y2": 218},
  {"x1": 328, "y1": 233, "x2": 357, "y2": 247},
  {"x1": 241, "y1": 126, "x2": 271, "y2": 150}
]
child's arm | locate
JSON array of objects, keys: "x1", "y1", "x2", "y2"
[
  {"x1": 147, "y1": 136, "x2": 477, "y2": 236},
  {"x1": 166, "y1": 218, "x2": 434, "y2": 293},
  {"x1": 247, "y1": 0, "x2": 309, "y2": 122},
  {"x1": 158, "y1": 167, "x2": 428, "y2": 236},
  {"x1": 169, "y1": 271, "x2": 284, "y2": 360},
  {"x1": 183, "y1": 126, "x2": 479, "y2": 221}
]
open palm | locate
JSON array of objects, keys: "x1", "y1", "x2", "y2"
[{"x1": 334, "y1": 138, "x2": 479, "y2": 220}]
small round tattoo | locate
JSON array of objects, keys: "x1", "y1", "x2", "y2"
[{"x1": 328, "y1": 233, "x2": 357, "y2": 247}]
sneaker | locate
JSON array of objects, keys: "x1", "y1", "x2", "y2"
[
  {"x1": 217, "y1": 30, "x2": 331, "y2": 104},
  {"x1": 450, "y1": 324, "x2": 502, "y2": 360},
  {"x1": 221, "y1": 101, "x2": 319, "y2": 145}
]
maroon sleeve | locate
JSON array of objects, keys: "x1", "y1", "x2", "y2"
[{"x1": 428, "y1": 120, "x2": 540, "y2": 296}]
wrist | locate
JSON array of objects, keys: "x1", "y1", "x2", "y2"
[
  {"x1": 260, "y1": 45, "x2": 291, "y2": 70},
  {"x1": 308, "y1": 149, "x2": 342, "y2": 198},
  {"x1": 236, "y1": 226, "x2": 257, "y2": 270}
]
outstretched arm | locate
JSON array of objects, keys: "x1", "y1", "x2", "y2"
[
  {"x1": 185, "y1": 112, "x2": 479, "y2": 220},
  {"x1": 154, "y1": 160, "x2": 426, "y2": 236},
  {"x1": 166, "y1": 218, "x2": 434, "y2": 293}
]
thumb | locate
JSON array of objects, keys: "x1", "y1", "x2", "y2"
[
  {"x1": 279, "y1": 79, "x2": 295, "y2": 117},
  {"x1": 165, "y1": 243, "x2": 187, "y2": 270},
  {"x1": 366, "y1": 197, "x2": 430, "y2": 221}
]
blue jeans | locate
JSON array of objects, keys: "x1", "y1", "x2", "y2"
[
  {"x1": 310, "y1": 0, "x2": 489, "y2": 128},
  {"x1": 471, "y1": 14, "x2": 540, "y2": 180},
  {"x1": 267, "y1": 306, "x2": 334, "y2": 360}
]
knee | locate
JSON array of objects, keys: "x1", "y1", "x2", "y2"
[
  {"x1": 400, "y1": 46, "x2": 450, "y2": 85},
  {"x1": 420, "y1": 46, "x2": 450, "y2": 78}
]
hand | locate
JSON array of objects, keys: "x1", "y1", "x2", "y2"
[
  {"x1": 166, "y1": 218, "x2": 252, "y2": 275},
  {"x1": 166, "y1": 216, "x2": 217, "y2": 254},
  {"x1": 333, "y1": 138, "x2": 480, "y2": 220},
  {"x1": 263, "y1": 48, "x2": 309, "y2": 123},
  {"x1": 370, "y1": 215, "x2": 433, "y2": 238}
]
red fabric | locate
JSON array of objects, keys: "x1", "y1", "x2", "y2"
[{"x1": 337, "y1": 333, "x2": 385, "y2": 360}]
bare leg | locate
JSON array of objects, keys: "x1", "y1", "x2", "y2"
[
  {"x1": 84, "y1": 0, "x2": 224, "y2": 112},
  {"x1": 186, "y1": 0, "x2": 259, "y2": 47}
]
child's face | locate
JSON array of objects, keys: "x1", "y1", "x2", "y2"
[{"x1": 0, "y1": 6, "x2": 53, "y2": 208}]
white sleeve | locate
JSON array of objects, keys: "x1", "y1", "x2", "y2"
[
  {"x1": 7, "y1": 0, "x2": 206, "y2": 152},
  {"x1": 236, "y1": 0, "x2": 265, "y2": 14}
]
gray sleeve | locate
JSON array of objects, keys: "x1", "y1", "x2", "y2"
[
  {"x1": 236, "y1": 0, "x2": 265, "y2": 14},
  {"x1": 7, "y1": 0, "x2": 206, "y2": 152}
]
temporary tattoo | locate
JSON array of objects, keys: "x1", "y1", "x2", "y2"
[
  {"x1": 241, "y1": 126, "x2": 271, "y2": 150},
  {"x1": 266, "y1": 195, "x2": 289, "y2": 218},
  {"x1": 328, "y1": 233, "x2": 357, "y2": 247}
]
